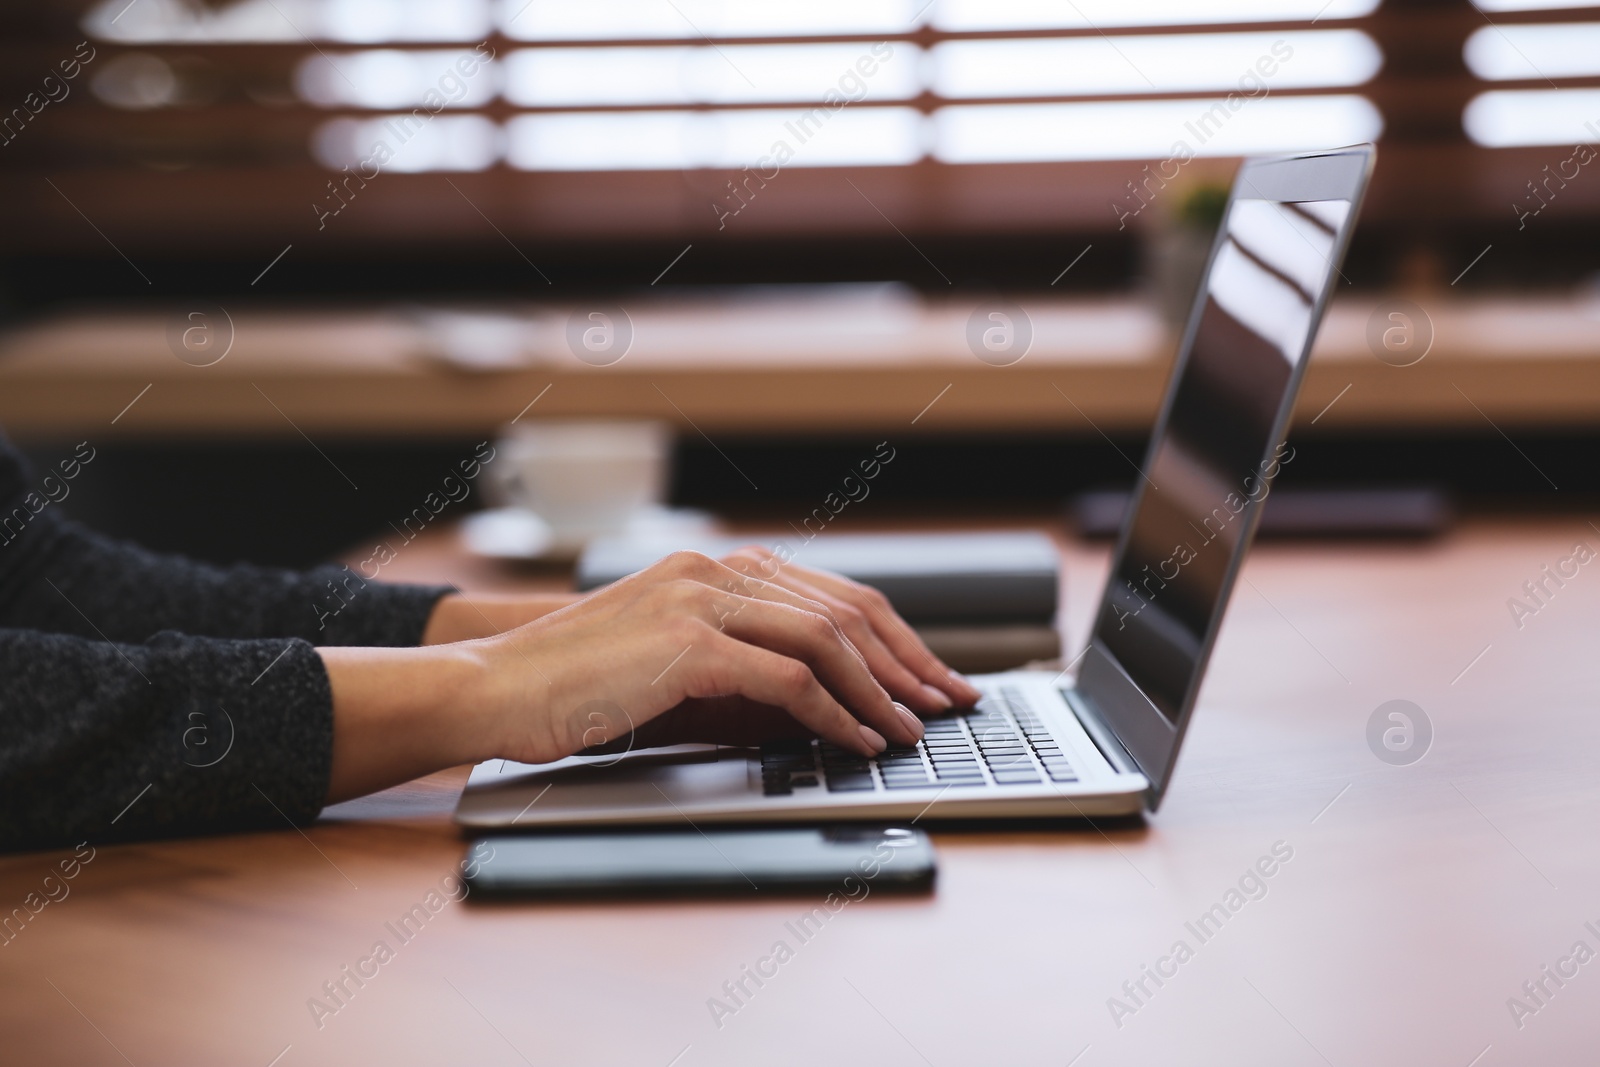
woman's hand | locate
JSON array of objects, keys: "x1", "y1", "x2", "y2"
[
  {"x1": 716, "y1": 545, "x2": 983, "y2": 714},
  {"x1": 418, "y1": 544, "x2": 982, "y2": 716},
  {"x1": 321, "y1": 547, "x2": 985, "y2": 806},
  {"x1": 475, "y1": 550, "x2": 927, "y2": 764},
  {"x1": 322, "y1": 550, "x2": 954, "y2": 802}
]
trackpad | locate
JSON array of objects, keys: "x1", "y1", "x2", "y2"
[{"x1": 490, "y1": 748, "x2": 755, "y2": 812}]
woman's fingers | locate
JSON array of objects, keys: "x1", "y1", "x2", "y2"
[
  {"x1": 728, "y1": 565, "x2": 949, "y2": 714},
  {"x1": 641, "y1": 553, "x2": 920, "y2": 747},
  {"x1": 708, "y1": 555, "x2": 940, "y2": 712},
  {"x1": 705, "y1": 593, "x2": 921, "y2": 746},
  {"x1": 788, "y1": 561, "x2": 981, "y2": 703},
  {"x1": 484, "y1": 548, "x2": 948, "y2": 768},
  {"x1": 723, "y1": 547, "x2": 983, "y2": 707},
  {"x1": 681, "y1": 633, "x2": 893, "y2": 756}
]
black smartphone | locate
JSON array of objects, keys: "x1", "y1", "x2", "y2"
[{"x1": 463, "y1": 826, "x2": 936, "y2": 900}]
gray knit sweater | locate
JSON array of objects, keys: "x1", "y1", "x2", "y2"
[{"x1": 0, "y1": 437, "x2": 452, "y2": 852}]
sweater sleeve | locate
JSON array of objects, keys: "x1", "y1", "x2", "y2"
[
  {"x1": 0, "y1": 629, "x2": 334, "y2": 852},
  {"x1": 0, "y1": 436, "x2": 454, "y2": 852},
  {"x1": 0, "y1": 438, "x2": 453, "y2": 647}
]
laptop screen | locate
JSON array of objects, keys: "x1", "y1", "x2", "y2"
[{"x1": 1092, "y1": 193, "x2": 1353, "y2": 725}]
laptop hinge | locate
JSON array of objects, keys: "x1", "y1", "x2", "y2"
[{"x1": 1061, "y1": 686, "x2": 1141, "y2": 778}]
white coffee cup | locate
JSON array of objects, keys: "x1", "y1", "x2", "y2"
[{"x1": 488, "y1": 420, "x2": 671, "y2": 553}]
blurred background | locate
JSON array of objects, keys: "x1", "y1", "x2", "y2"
[{"x1": 1, "y1": 0, "x2": 1597, "y2": 568}]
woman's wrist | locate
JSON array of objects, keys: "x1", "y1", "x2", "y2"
[
  {"x1": 421, "y1": 591, "x2": 582, "y2": 645},
  {"x1": 319, "y1": 640, "x2": 505, "y2": 803}
]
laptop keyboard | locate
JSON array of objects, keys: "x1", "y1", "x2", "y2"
[{"x1": 758, "y1": 686, "x2": 1078, "y2": 796}]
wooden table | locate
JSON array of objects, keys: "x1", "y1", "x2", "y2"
[
  {"x1": 4, "y1": 516, "x2": 1599, "y2": 1065},
  {"x1": 3, "y1": 291, "x2": 1599, "y2": 440}
]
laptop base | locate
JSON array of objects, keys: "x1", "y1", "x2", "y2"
[{"x1": 455, "y1": 671, "x2": 1150, "y2": 831}]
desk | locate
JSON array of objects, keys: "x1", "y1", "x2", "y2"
[
  {"x1": 3, "y1": 516, "x2": 1599, "y2": 1064},
  {"x1": 2, "y1": 293, "x2": 1599, "y2": 439}
]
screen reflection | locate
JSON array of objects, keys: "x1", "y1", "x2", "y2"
[{"x1": 1094, "y1": 197, "x2": 1350, "y2": 723}]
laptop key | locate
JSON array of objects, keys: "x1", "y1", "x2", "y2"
[{"x1": 986, "y1": 760, "x2": 1033, "y2": 774}]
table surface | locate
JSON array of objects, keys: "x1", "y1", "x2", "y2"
[
  {"x1": 2, "y1": 291, "x2": 1599, "y2": 439},
  {"x1": 4, "y1": 515, "x2": 1600, "y2": 1065}
]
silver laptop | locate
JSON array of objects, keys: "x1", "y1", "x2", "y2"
[{"x1": 455, "y1": 145, "x2": 1375, "y2": 829}]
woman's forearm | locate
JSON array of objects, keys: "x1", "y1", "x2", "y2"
[
  {"x1": 328, "y1": 591, "x2": 578, "y2": 802},
  {"x1": 318, "y1": 643, "x2": 501, "y2": 803}
]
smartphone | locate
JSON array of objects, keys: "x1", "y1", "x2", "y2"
[{"x1": 463, "y1": 826, "x2": 935, "y2": 900}]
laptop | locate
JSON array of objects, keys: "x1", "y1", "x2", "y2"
[{"x1": 455, "y1": 144, "x2": 1375, "y2": 828}]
